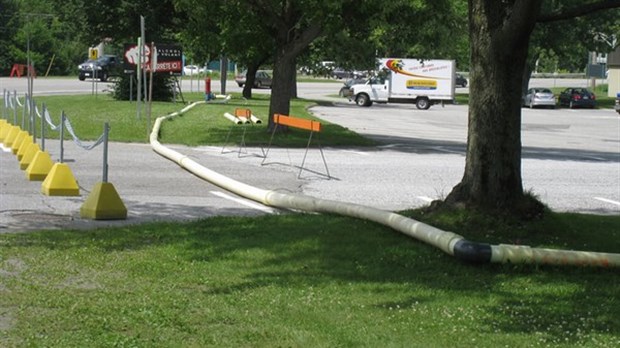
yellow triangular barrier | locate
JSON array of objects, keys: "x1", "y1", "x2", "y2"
[
  {"x1": 80, "y1": 182, "x2": 127, "y2": 220},
  {"x1": 3, "y1": 126, "x2": 20, "y2": 147},
  {"x1": 0, "y1": 120, "x2": 7, "y2": 139},
  {"x1": 41, "y1": 162, "x2": 80, "y2": 196},
  {"x1": 16, "y1": 135, "x2": 34, "y2": 160},
  {"x1": 19, "y1": 143, "x2": 41, "y2": 170},
  {"x1": 11, "y1": 130, "x2": 28, "y2": 154},
  {"x1": 0, "y1": 122, "x2": 11, "y2": 142},
  {"x1": 26, "y1": 150, "x2": 54, "y2": 181}
]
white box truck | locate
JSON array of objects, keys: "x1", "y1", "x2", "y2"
[{"x1": 349, "y1": 58, "x2": 456, "y2": 110}]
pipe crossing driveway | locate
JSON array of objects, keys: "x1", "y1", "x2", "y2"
[{"x1": 1, "y1": 102, "x2": 619, "y2": 233}]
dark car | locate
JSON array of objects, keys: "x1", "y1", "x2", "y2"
[
  {"x1": 522, "y1": 88, "x2": 556, "y2": 108},
  {"x1": 332, "y1": 68, "x2": 366, "y2": 79},
  {"x1": 339, "y1": 78, "x2": 367, "y2": 97},
  {"x1": 558, "y1": 87, "x2": 596, "y2": 109},
  {"x1": 456, "y1": 74, "x2": 468, "y2": 87},
  {"x1": 78, "y1": 55, "x2": 120, "y2": 82},
  {"x1": 235, "y1": 70, "x2": 272, "y2": 88}
]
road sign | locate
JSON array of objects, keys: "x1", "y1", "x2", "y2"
[{"x1": 89, "y1": 48, "x2": 98, "y2": 60}]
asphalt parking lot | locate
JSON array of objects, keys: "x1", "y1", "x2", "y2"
[{"x1": 1, "y1": 78, "x2": 619, "y2": 233}]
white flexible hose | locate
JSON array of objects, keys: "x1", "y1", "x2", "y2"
[{"x1": 150, "y1": 101, "x2": 620, "y2": 268}]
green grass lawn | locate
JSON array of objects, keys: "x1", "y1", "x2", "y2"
[
  {"x1": 27, "y1": 93, "x2": 375, "y2": 147},
  {"x1": 2, "y1": 90, "x2": 619, "y2": 347},
  {"x1": 0, "y1": 212, "x2": 619, "y2": 347}
]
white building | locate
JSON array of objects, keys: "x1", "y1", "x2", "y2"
[{"x1": 607, "y1": 47, "x2": 620, "y2": 97}]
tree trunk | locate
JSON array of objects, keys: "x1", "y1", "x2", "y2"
[
  {"x1": 268, "y1": 53, "x2": 297, "y2": 130},
  {"x1": 266, "y1": 21, "x2": 322, "y2": 130},
  {"x1": 522, "y1": 52, "x2": 538, "y2": 98},
  {"x1": 291, "y1": 67, "x2": 298, "y2": 99},
  {"x1": 242, "y1": 63, "x2": 259, "y2": 99},
  {"x1": 443, "y1": 0, "x2": 544, "y2": 218}
]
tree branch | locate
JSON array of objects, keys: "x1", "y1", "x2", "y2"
[
  {"x1": 497, "y1": 0, "x2": 543, "y2": 48},
  {"x1": 537, "y1": 0, "x2": 620, "y2": 23}
]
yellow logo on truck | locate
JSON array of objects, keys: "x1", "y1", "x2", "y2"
[{"x1": 406, "y1": 79, "x2": 437, "y2": 90}]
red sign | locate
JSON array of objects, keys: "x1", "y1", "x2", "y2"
[{"x1": 123, "y1": 43, "x2": 182, "y2": 75}]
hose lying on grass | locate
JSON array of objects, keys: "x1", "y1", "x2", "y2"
[{"x1": 150, "y1": 101, "x2": 620, "y2": 268}]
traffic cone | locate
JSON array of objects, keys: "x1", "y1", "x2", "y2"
[
  {"x1": 41, "y1": 162, "x2": 80, "y2": 196},
  {"x1": 80, "y1": 182, "x2": 127, "y2": 220},
  {"x1": 25, "y1": 150, "x2": 54, "y2": 181}
]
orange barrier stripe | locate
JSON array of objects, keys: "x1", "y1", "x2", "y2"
[
  {"x1": 235, "y1": 108, "x2": 251, "y2": 118},
  {"x1": 274, "y1": 114, "x2": 321, "y2": 132}
]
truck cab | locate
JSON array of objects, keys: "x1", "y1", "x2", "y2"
[{"x1": 349, "y1": 76, "x2": 388, "y2": 106}]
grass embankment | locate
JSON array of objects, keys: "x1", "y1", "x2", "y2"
[
  {"x1": 1, "y1": 92, "x2": 618, "y2": 346},
  {"x1": 32, "y1": 93, "x2": 374, "y2": 147}
]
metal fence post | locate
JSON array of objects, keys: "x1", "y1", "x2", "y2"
[
  {"x1": 103, "y1": 122, "x2": 109, "y2": 183},
  {"x1": 60, "y1": 111, "x2": 65, "y2": 163}
]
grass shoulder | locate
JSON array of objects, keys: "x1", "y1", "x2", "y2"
[{"x1": 33, "y1": 93, "x2": 376, "y2": 147}]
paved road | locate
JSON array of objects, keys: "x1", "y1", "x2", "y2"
[
  {"x1": 0, "y1": 76, "x2": 604, "y2": 97},
  {"x1": 1, "y1": 77, "x2": 618, "y2": 233}
]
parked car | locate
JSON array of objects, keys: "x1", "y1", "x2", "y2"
[
  {"x1": 332, "y1": 68, "x2": 367, "y2": 79},
  {"x1": 558, "y1": 87, "x2": 596, "y2": 109},
  {"x1": 235, "y1": 70, "x2": 272, "y2": 88},
  {"x1": 183, "y1": 65, "x2": 204, "y2": 76},
  {"x1": 522, "y1": 88, "x2": 556, "y2": 108},
  {"x1": 78, "y1": 55, "x2": 120, "y2": 82},
  {"x1": 339, "y1": 78, "x2": 367, "y2": 97},
  {"x1": 456, "y1": 74, "x2": 468, "y2": 87},
  {"x1": 615, "y1": 93, "x2": 620, "y2": 114}
]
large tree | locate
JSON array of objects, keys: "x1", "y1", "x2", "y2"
[
  {"x1": 441, "y1": 0, "x2": 620, "y2": 218},
  {"x1": 0, "y1": 0, "x2": 20, "y2": 75},
  {"x1": 241, "y1": 1, "x2": 337, "y2": 129}
]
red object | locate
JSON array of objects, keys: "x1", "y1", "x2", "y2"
[
  {"x1": 205, "y1": 77, "x2": 211, "y2": 95},
  {"x1": 9, "y1": 64, "x2": 36, "y2": 78}
]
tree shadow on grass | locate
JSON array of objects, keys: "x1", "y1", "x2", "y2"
[{"x1": 3, "y1": 212, "x2": 619, "y2": 344}]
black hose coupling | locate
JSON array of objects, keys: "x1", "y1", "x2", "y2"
[{"x1": 453, "y1": 240, "x2": 493, "y2": 264}]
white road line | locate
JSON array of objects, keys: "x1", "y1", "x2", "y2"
[
  {"x1": 417, "y1": 196, "x2": 434, "y2": 203},
  {"x1": 337, "y1": 149, "x2": 369, "y2": 156},
  {"x1": 594, "y1": 197, "x2": 620, "y2": 207},
  {"x1": 211, "y1": 191, "x2": 279, "y2": 214},
  {"x1": 430, "y1": 146, "x2": 463, "y2": 154},
  {"x1": 377, "y1": 144, "x2": 406, "y2": 148}
]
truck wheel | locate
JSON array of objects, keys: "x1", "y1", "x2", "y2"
[
  {"x1": 416, "y1": 98, "x2": 431, "y2": 110},
  {"x1": 356, "y1": 94, "x2": 372, "y2": 107},
  {"x1": 100, "y1": 72, "x2": 108, "y2": 82}
]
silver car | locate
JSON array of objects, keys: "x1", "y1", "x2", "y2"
[
  {"x1": 234, "y1": 70, "x2": 272, "y2": 88},
  {"x1": 523, "y1": 88, "x2": 556, "y2": 109}
]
